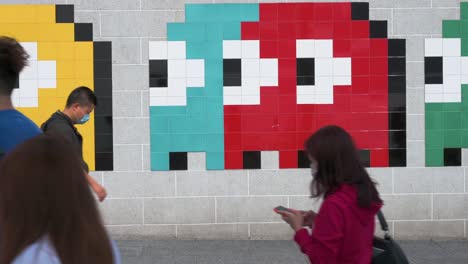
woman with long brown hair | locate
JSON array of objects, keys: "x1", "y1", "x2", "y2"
[
  {"x1": 0, "y1": 135, "x2": 120, "y2": 264},
  {"x1": 276, "y1": 126, "x2": 383, "y2": 264}
]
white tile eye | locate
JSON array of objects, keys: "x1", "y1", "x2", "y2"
[
  {"x1": 425, "y1": 38, "x2": 443, "y2": 57},
  {"x1": 168, "y1": 41, "x2": 186, "y2": 60},
  {"x1": 223, "y1": 40, "x2": 242, "y2": 59},
  {"x1": 149, "y1": 41, "x2": 168, "y2": 60}
]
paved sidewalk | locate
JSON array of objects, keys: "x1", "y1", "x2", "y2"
[{"x1": 117, "y1": 239, "x2": 468, "y2": 264}]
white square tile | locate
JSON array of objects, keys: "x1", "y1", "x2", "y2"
[
  {"x1": 315, "y1": 93, "x2": 334, "y2": 104},
  {"x1": 260, "y1": 58, "x2": 278, "y2": 77},
  {"x1": 242, "y1": 95, "x2": 260, "y2": 105},
  {"x1": 38, "y1": 61, "x2": 56, "y2": 79},
  {"x1": 224, "y1": 95, "x2": 242, "y2": 105},
  {"x1": 168, "y1": 41, "x2": 186, "y2": 60},
  {"x1": 425, "y1": 84, "x2": 443, "y2": 94},
  {"x1": 297, "y1": 94, "x2": 315, "y2": 104},
  {"x1": 223, "y1": 86, "x2": 242, "y2": 96},
  {"x1": 11, "y1": 94, "x2": 20, "y2": 107},
  {"x1": 38, "y1": 79, "x2": 56, "y2": 88},
  {"x1": 296, "y1": 39, "x2": 315, "y2": 58},
  {"x1": 242, "y1": 59, "x2": 260, "y2": 77},
  {"x1": 462, "y1": 74, "x2": 468, "y2": 83},
  {"x1": 333, "y1": 57, "x2": 351, "y2": 76},
  {"x1": 315, "y1": 40, "x2": 333, "y2": 58},
  {"x1": 167, "y1": 78, "x2": 186, "y2": 96},
  {"x1": 150, "y1": 96, "x2": 168, "y2": 106},
  {"x1": 315, "y1": 76, "x2": 334, "y2": 91},
  {"x1": 19, "y1": 97, "x2": 38, "y2": 107},
  {"x1": 334, "y1": 75, "x2": 351, "y2": 85},
  {"x1": 315, "y1": 85, "x2": 332, "y2": 95},
  {"x1": 21, "y1": 61, "x2": 37, "y2": 80},
  {"x1": 315, "y1": 58, "x2": 333, "y2": 77},
  {"x1": 260, "y1": 76, "x2": 278, "y2": 87},
  {"x1": 461, "y1": 57, "x2": 468, "y2": 76},
  {"x1": 242, "y1": 76, "x2": 260, "y2": 88},
  {"x1": 187, "y1": 77, "x2": 204, "y2": 87},
  {"x1": 241, "y1": 40, "x2": 259, "y2": 59},
  {"x1": 20, "y1": 42, "x2": 38, "y2": 60},
  {"x1": 443, "y1": 75, "x2": 461, "y2": 93},
  {"x1": 425, "y1": 93, "x2": 443, "y2": 103},
  {"x1": 186, "y1": 59, "x2": 204, "y2": 78},
  {"x1": 167, "y1": 96, "x2": 186, "y2": 106},
  {"x1": 297, "y1": 85, "x2": 314, "y2": 95},
  {"x1": 443, "y1": 38, "x2": 461, "y2": 57},
  {"x1": 168, "y1": 60, "x2": 186, "y2": 78},
  {"x1": 149, "y1": 41, "x2": 168, "y2": 60},
  {"x1": 223, "y1": 40, "x2": 242, "y2": 59},
  {"x1": 19, "y1": 79, "x2": 38, "y2": 97},
  {"x1": 150, "y1": 87, "x2": 167, "y2": 97},
  {"x1": 443, "y1": 57, "x2": 461, "y2": 76},
  {"x1": 444, "y1": 93, "x2": 461, "y2": 102},
  {"x1": 425, "y1": 38, "x2": 443, "y2": 56}
]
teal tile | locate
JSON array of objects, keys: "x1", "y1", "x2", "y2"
[
  {"x1": 168, "y1": 23, "x2": 206, "y2": 42},
  {"x1": 151, "y1": 134, "x2": 171, "y2": 152},
  {"x1": 167, "y1": 23, "x2": 188, "y2": 41},
  {"x1": 151, "y1": 106, "x2": 186, "y2": 116},
  {"x1": 206, "y1": 152, "x2": 225, "y2": 170},
  {"x1": 151, "y1": 152, "x2": 169, "y2": 171},
  {"x1": 171, "y1": 134, "x2": 206, "y2": 151},
  {"x1": 186, "y1": 97, "x2": 206, "y2": 115},
  {"x1": 205, "y1": 134, "x2": 224, "y2": 152},
  {"x1": 223, "y1": 22, "x2": 242, "y2": 40},
  {"x1": 205, "y1": 23, "x2": 224, "y2": 41},
  {"x1": 240, "y1": 3, "x2": 259, "y2": 21},
  {"x1": 207, "y1": 97, "x2": 224, "y2": 114},
  {"x1": 187, "y1": 88, "x2": 205, "y2": 97},
  {"x1": 206, "y1": 116, "x2": 224, "y2": 133},
  {"x1": 185, "y1": 4, "x2": 222, "y2": 22},
  {"x1": 150, "y1": 116, "x2": 169, "y2": 133}
]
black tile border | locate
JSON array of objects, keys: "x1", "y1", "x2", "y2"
[
  {"x1": 55, "y1": 5, "x2": 74, "y2": 23},
  {"x1": 243, "y1": 151, "x2": 261, "y2": 169}
]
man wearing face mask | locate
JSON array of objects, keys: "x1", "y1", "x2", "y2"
[{"x1": 41, "y1": 86, "x2": 107, "y2": 202}]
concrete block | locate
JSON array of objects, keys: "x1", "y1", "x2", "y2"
[
  {"x1": 394, "y1": 167, "x2": 464, "y2": 193},
  {"x1": 101, "y1": 11, "x2": 176, "y2": 37},
  {"x1": 67, "y1": 0, "x2": 139, "y2": 10},
  {"x1": 99, "y1": 198, "x2": 143, "y2": 225},
  {"x1": 104, "y1": 171, "x2": 175, "y2": 198},
  {"x1": 176, "y1": 170, "x2": 248, "y2": 196},
  {"x1": 368, "y1": 168, "x2": 393, "y2": 194},
  {"x1": 113, "y1": 91, "x2": 142, "y2": 118},
  {"x1": 261, "y1": 151, "x2": 279, "y2": 169},
  {"x1": 361, "y1": 0, "x2": 431, "y2": 8},
  {"x1": 406, "y1": 62, "x2": 424, "y2": 88},
  {"x1": 0, "y1": 0, "x2": 65, "y2": 3},
  {"x1": 113, "y1": 118, "x2": 150, "y2": 145},
  {"x1": 288, "y1": 196, "x2": 322, "y2": 213},
  {"x1": 113, "y1": 65, "x2": 148, "y2": 91},
  {"x1": 177, "y1": 224, "x2": 249, "y2": 240},
  {"x1": 106, "y1": 225, "x2": 176, "y2": 240},
  {"x1": 381, "y1": 194, "x2": 431, "y2": 220},
  {"x1": 369, "y1": 8, "x2": 393, "y2": 36},
  {"x1": 407, "y1": 88, "x2": 425, "y2": 115},
  {"x1": 407, "y1": 140, "x2": 425, "y2": 167},
  {"x1": 141, "y1": 38, "x2": 164, "y2": 65},
  {"x1": 75, "y1": 11, "x2": 100, "y2": 37},
  {"x1": 432, "y1": 0, "x2": 463, "y2": 7},
  {"x1": 141, "y1": 91, "x2": 150, "y2": 118},
  {"x1": 249, "y1": 169, "x2": 311, "y2": 195},
  {"x1": 97, "y1": 38, "x2": 141, "y2": 64},
  {"x1": 142, "y1": 145, "x2": 151, "y2": 171},
  {"x1": 89, "y1": 171, "x2": 103, "y2": 185},
  {"x1": 250, "y1": 223, "x2": 294, "y2": 240},
  {"x1": 394, "y1": 221, "x2": 465, "y2": 239},
  {"x1": 430, "y1": 168, "x2": 465, "y2": 193},
  {"x1": 394, "y1": 8, "x2": 459, "y2": 35},
  {"x1": 407, "y1": 115, "x2": 424, "y2": 141},
  {"x1": 406, "y1": 37, "x2": 429, "y2": 62},
  {"x1": 144, "y1": 197, "x2": 215, "y2": 224},
  {"x1": 433, "y1": 194, "x2": 468, "y2": 220},
  {"x1": 141, "y1": 0, "x2": 186, "y2": 10},
  {"x1": 216, "y1": 196, "x2": 288, "y2": 223},
  {"x1": 113, "y1": 144, "x2": 143, "y2": 171},
  {"x1": 187, "y1": 152, "x2": 206, "y2": 170}
]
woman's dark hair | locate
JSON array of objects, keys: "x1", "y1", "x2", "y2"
[
  {"x1": 0, "y1": 135, "x2": 113, "y2": 264},
  {"x1": 305, "y1": 125, "x2": 382, "y2": 208},
  {"x1": 0, "y1": 36, "x2": 29, "y2": 96}
]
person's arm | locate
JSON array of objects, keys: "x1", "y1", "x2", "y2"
[
  {"x1": 294, "y1": 201, "x2": 344, "y2": 264},
  {"x1": 86, "y1": 172, "x2": 107, "y2": 202}
]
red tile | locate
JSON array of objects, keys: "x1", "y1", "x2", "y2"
[
  {"x1": 224, "y1": 115, "x2": 242, "y2": 132},
  {"x1": 241, "y1": 22, "x2": 259, "y2": 40},
  {"x1": 280, "y1": 150, "x2": 298, "y2": 168},
  {"x1": 278, "y1": 4, "x2": 296, "y2": 22},
  {"x1": 352, "y1": 58, "x2": 370, "y2": 76},
  {"x1": 260, "y1": 3, "x2": 278, "y2": 21},
  {"x1": 334, "y1": 85, "x2": 352, "y2": 94},
  {"x1": 278, "y1": 40, "x2": 296, "y2": 58},
  {"x1": 225, "y1": 151, "x2": 243, "y2": 169},
  {"x1": 297, "y1": 131, "x2": 313, "y2": 149},
  {"x1": 242, "y1": 114, "x2": 277, "y2": 133},
  {"x1": 333, "y1": 94, "x2": 351, "y2": 112},
  {"x1": 295, "y1": 21, "x2": 315, "y2": 39},
  {"x1": 370, "y1": 38, "x2": 388, "y2": 58},
  {"x1": 370, "y1": 58, "x2": 388, "y2": 76},
  {"x1": 368, "y1": 113, "x2": 388, "y2": 131},
  {"x1": 295, "y1": 3, "x2": 315, "y2": 21},
  {"x1": 350, "y1": 113, "x2": 372, "y2": 131},
  {"x1": 260, "y1": 40, "x2": 279, "y2": 58},
  {"x1": 278, "y1": 95, "x2": 297, "y2": 113},
  {"x1": 334, "y1": 22, "x2": 352, "y2": 39},
  {"x1": 350, "y1": 95, "x2": 371, "y2": 113},
  {"x1": 259, "y1": 21, "x2": 279, "y2": 40},
  {"x1": 315, "y1": 113, "x2": 336, "y2": 128},
  {"x1": 260, "y1": 95, "x2": 279, "y2": 114},
  {"x1": 242, "y1": 133, "x2": 266, "y2": 149},
  {"x1": 351, "y1": 76, "x2": 370, "y2": 94},
  {"x1": 296, "y1": 113, "x2": 315, "y2": 131},
  {"x1": 370, "y1": 76, "x2": 388, "y2": 94},
  {"x1": 279, "y1": 59, "x2": 296, "y2": 78},
  {"x1": 297, "y1": 104, "x2": 316, "y2": 113},
  {"x1": 314, "y1": 3, "x2": 334, "y2": 21},
  {"x1": 370, "y1": 149, "x2": 389, "y2": 167},
  {"x1": 278, "y1": 114, "x2": 297, "y2": 132},
  {"x1": 333, "y1": 2, "x2": 351, "y2": 21},
  {"x1": 314, "y1": 22, "x2": 334, "y2": 39},
  {"x1": 351, "y1": 38, "x2": 371, "y2": 57},
  {"x1": 369, "y1": 94, "x2": 389, "y2": 112},
  {"x1": 225, "y1": 133, "x2": 242, "y2": 151},
  {"x1": 279, "y1": 23, "x2": 297, "y2": 40},
  {"x1": 351, "y1": 21, "x2": 370, "y2": 38},
  {"x1": 352, "y1": 130, "x2": 370, "y2": 149}
]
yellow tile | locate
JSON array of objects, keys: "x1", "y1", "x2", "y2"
[
  {"x1": 38, "y1": 42, "x2": 58, "y2": 60},
  {"x1": 38, "y1": 88, "x2": 57, "y2": 98},
  {"x1": 75, "y1": 42, "x2": 94, "y2": 60},
  {"x1": 77, "y1": 79, "x2": 94, "y2": 89},
  {"x1": 38, "y1": 24, "x2": 74, "y2": 42},
  {"x1": 0, "y1": 24, "x2": 39, "y2": 41},
  {"x1": 0, "y1": 5, "x2": 37, "y2": 24},
  {"x1": 75, "y1": 60, "x2": 94, "y2": 79},
  {"x1": 56, "y1": 60, "x2": 75, "y2": 79},
  {"x1": 56, "y1": 42, "x2": 75, "y2": 60},
  {"x1": 35, "y1": 5, "x2": 55, "y2": 24}
]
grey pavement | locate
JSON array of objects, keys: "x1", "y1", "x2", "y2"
[{"x1": 117, "y1": 239, "x2": 468, "y2": 264}]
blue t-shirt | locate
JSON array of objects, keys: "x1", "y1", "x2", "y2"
[{"x1": 0, "y1": 109, "x2": 41, "y2": 155}]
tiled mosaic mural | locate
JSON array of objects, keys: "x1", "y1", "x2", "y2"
[
  {"x1": 149, "y1": 2, "x2": 407, "y2": 170},
  {"x1": 5, "y1": 5, "x2": 113, "y2": 170}
]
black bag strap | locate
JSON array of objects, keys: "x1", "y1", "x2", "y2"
[{"x1": 377, "y1": 210, "x2": 391, "y2": 239}]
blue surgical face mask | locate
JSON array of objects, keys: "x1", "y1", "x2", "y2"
[{"x1": 76, "y1": 114, "x2": 90, "y2": 125}]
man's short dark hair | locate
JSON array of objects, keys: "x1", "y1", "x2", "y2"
[
  {"x1": 66, "y1": 86, "x2": 98, "y2": 108},
  {"x1": 0, "y1": 36, "x2": 29, "y2": 96}
]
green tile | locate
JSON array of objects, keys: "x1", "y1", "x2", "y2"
[
  {"x1": 461, "y1": 111, "x2": 468, "y2": 128},
  {"x1": 444, "y1": 130, "x2": 462, "y2": 148},
  {"x1": 206, "y1": 152, "x2": 225, "y2": 170},
  {"x1": 461, "y1": 38, "x2": 468, "y2": 56},
  {"x1": 461, "y1": 131, "x2": 468, "y2": 147},
  {"x1": 151, "y1": 152, "x2": 169, "y2": 171},
  {"x1": 443, "y1": 102, "x2": 462, "y2": 112},
  {"x1": 426, "y1": 149, "x2": 444, "y2": 167},
  {"x1": 426, "y1": 129, "x2": 444, "y2": 148},
  {"x1": 426, "y1": 111, "x2": 444, "y2": 130},
  {"x1": 444, "y1": 111, "x2": 462, "y2": 129},
  {"x1": 461, "y1": 2, "x2": 468, "y2": 20},
  {"x1": 426, "y1": 103, "x2": 444, "y2": 112},
  {"x1": 443, "y1": 20, "x2": 461, "y2": 38}
]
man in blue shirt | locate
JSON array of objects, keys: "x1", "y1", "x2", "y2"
[{"x1": 0, "y1": 36, "x2": 41, "y2": 159}]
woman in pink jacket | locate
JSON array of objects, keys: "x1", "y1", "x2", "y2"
[{"x1": 278, "y1": 126, "x2": 383, "y2": 264}]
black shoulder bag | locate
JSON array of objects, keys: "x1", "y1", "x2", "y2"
[{"x1": 372, "y1": 210, "x2": 410, "y2": 264}]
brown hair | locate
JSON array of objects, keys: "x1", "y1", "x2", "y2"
[
  {"x1": 305, "y1": 125, "x2": 382, "y2": 208},
  {"x1": 0, "y1": 36, "x2": 28, "y2": 96},
  {"x1": 0, "y1": 135, "x2": 113, "y2": 264}
]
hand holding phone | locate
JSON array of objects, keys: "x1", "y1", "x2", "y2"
[{"x1": 274, "y1": 205, "x2": 293, "y2": 214}]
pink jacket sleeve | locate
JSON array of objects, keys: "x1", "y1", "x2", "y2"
[{"x1": 294, "y1": 201, "x2": 344, "y2": 264}]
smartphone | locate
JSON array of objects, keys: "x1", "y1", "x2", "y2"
[{"x1": 274, "y1": 206, "x2": 292, "y2": 213}]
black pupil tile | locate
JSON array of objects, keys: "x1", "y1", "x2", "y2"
[
  {"x1": 243, "y1": 151, "x2": 261, "y2": 169},
  {"x1": 223, "y1": 59, "x2": 241, "y2": 86},
  {"x1": 444, "y1": 148, "x2": 461, "y2": 166},
  {"x1": 389, "y1": 149, "x2": 406, "y2": 167},
  {"x1": 55, "y1": 5, "x2": 74, "y2": 23},
  {"x1": 425, "y1": 57, "x2": 443, "y2": 84},
  {"x1": 297, "y1": 150, "x2": 310, "y2": 168},
  {"x1": 359, "y1": 149, "x2": 370, "y2": 167},
  {"x1": 388, "y1": 58, "x2": 406, "y2": 76},
  {"x1": 296, "y1": 58, "x2": 315, "y2": 86},
  {"x1": 389, "y1": 131, "x2": 406, "y2": 149},
  {"x1": 369, "y1": 21, "x2": 388, "y2": 38},
  {"x1": 351, "y1": 2, "x2": 369, "y2": 20},
  {"x1": 170, "y1": 152, "x2": 188, "y2": 170},
  {"x1": 149, "y1": 60, "x2": 168, "y2": 88},
  {"x1": 389, "y1": 112, "x2": 406, "y2": 130},
  {"x1": 74, "y1": 23, "x2": 93, "y2": 42},
  {"x1": 388, "y1": 39, "x2": 406, "y2": 57}
]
